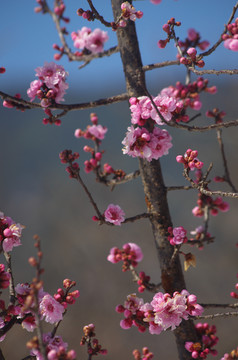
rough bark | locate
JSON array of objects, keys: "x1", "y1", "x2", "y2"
[{"x1": 111, "y1": 1, "x2": 198, "y2": 359}]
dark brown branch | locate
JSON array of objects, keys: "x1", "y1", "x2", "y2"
[
  {"x1": 123, "y1": 213, "x2": 151, "y2": 223},
  {"x1": 167, "y1": 185, "x2": 193, "y2": 191},
  {"x1": 75, "y1": 171, "x2": 103, "y2": 220},
  {"x1": 98, "y1": 170, "x2": 140, "y2": 187},
  {"x1": 111, "y1": 1, "x2": 199, "y2": 358},
  {"x1": 0, "y1": 91, "x2": 129, "y2": 111},
  {"x1": 142, "y1": 60, "x2": 180, "y2": 72},
  {"x1": 87, "y1": 0, "x2": 112, "y2": 27}
]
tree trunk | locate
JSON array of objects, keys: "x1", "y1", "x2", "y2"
[{"x1": 111, "y1": 1, "x2": 198, "y2": 359}]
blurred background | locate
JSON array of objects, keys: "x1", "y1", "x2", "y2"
[{"x1": 0, "y1": 1, "x2": 238, "y2": 359}]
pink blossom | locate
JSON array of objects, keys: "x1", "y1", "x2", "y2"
[
  {"x1": 122, "y1": 126, "x2": 172, "y2": 162},
  {"x1": 107, "y1": 243, "x2": 143, "y2": 269},
  {"x1": 31, "y1": 333, "x2": 68, "y2": 360},
  {"x1": 72, "y1": 27, "x2": 108, "y2": 54},
  {"x1": 27, "y1": 80, "x2": 43, "y2": 101},
  {"x1": 39, "y1": 294, "x2": 64, "y2": 324},
  {"x1": 187, "y1": 28, "x2": 198, "y2": 42},
  {"x1": 150, "y1": 0, "x2": 162, "y2": 4},
  {"x1": 224, "y1": 37, "x2": 238, "y2": 51},
  {"x1": 27, "y1": 62, "x2": 68, "y2": 106},
  {"x1": 87, "y1": 124, "x2": 108, "y2": 140},
  {"x1": 85, "y1": 29, "x2": 109, "y2": 54},
  {"x1": 176, "y1": 149, "x2": 203, "y2": 171},
  {"x1": 0, "y1": 213, "x2": 24, "y2": 252},
  {"x1": 121, "y1": 2, "x2": 143, "y2": 21},
  {"x1": 71, "y1": 27, "x2": 92, "y2": 49},
  {"x1": 22, "y1": 315, "x2": 36, "y2": 332},
  {"x1": 168, "y1": 226, "x2": 187, "y2": 246},
  {"x1": 104, "y1": 204, "x2": 125, "y2": 225},
  {"x1": 151, "y1": 95, "x2": 177, "y2": 124},
  {"x1": 124, "y1": 293, "x2": 144, "y2": 314}
]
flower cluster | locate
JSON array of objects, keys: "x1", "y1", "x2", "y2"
[
  {"x1": 192, "y1": 193, "x2": 229, "y2": 217},
  {"x1": 80, "y1": 324, "x2": 107, "y2": 356},
  {"x1": 167, "y1": 226, "x2": 188, "y2": 246},
  {"x1": 54, "y1": 279, "x2": 80, "y2": 307},
  {"x1": 176, "y1": 149, "x2": 204, "y2": 171},
  {"x1": 103, "y1": 204, "x2": 125, "y2": 226},
  {"x1": 116, "y1": 290, "x2": 203, "y2": 335},
  {"x1": 221, "y1": 347, "x2": 238, "y2": 360},
  {"x1": 185, "y1": 323, "x2": 218, "y2": 359},
  {"x1": 118, "y1": 2, "x2": 143, "y2": 28},
  {"x1": 0, "y1": 212, "x2": 24, "y2": 252},
  {"x1": 180, "y1": 47, "x2": 205, "y2": 68},
  {"x1": 206, "y1": 108, "x2": 226, "y2": 124},
  {"x1": 74, "y1": 113, "x2": 125, "y2": 181},
  {"x1": 132, "y1": 347, "x2": 154, "y2": 360},
  {"x1": 28, "y1": 332, "x2": 76, "y2": 360},
  {"x1": 122, "y1": 126, "x2": 172, "y2": 162},
  {"x1": 222, "y1": 18, "x2": 238, "y2": 51},
  {"x1": 157, "y1": 17, "x2": 181, "y2": 49},
  {"x1": 129, "y1": 78, "x2": 216, "y2": 126},
  {"x1": 178, "y1": 28, "x2": 210, "y2": 54},
  {"x1": 59, "y1": 150, "x2": 80, "y2": 179},
  {"x1": 71, "y1": 27, "x2": 109, "y2": 54},
  {"x1": 137, "y1": 271, "x2": 151, "y2": 293},
  {"x1": 107, "y1": 242, "x2": 143, "y2": 270},
  {"x1": 27, "y1": 62, "x2": 68, "y2": 107}
]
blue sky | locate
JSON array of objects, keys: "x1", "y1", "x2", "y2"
[{"x1": 1, "y1": 0, "x2": 238, "y2": 96}]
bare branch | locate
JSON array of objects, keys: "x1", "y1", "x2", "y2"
[
  {"x1": 0, "y1": 91, "x2": 129, "y2": 112},
  {"x1": 216, "y1": 128, "x2": 237, "y2": 193},
  {"x1": 201, "y1": 302, "x2": 238, "y2": 309},
  {"x1": 199, "y1": 2, "x2": 238, "y2": 59},
  {"x1": 183, "y1": 168, "x2": 238, "y2": 199},
  {"x1": 189, "y1": 68, "x2": 238, "y2": 76},
  {"x1": 143, "y1": 60, "x2": 180, "y2": 72},
  {"x1": 195, "y1": 311, "x2": 238, "y2": 320}
]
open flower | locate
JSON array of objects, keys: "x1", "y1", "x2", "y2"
[{"x1": 104, "y1": 204, "x2": 125, "y2": 225}]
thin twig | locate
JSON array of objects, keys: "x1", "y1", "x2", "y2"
[
  {"x1": 201, "y1": 302, "x2": 238, "y2": 309},
  {"x1": 189, "y1": 68, "x2": 238, "y2": 76},
  {"x1": 195, "y1": 311, "x2": 238, "y2": 320},
  {"x1": 199, "y1": 2, "x2": 238, "y2": 59},
  {"x1": 123, "y1": 213, "x2": 151, "y2": 223},
  {"x1": 167, "y1": 185, "x2": 193, "y2": 191},
  {"x1": 87, "y1": 0, "x2": 112, "y2": 27},
  {"x1": 183, "y1": 168, "x2": 238, "y2": 198},
  {"x1": 142, "y1": 60, "x2": 180, "y2": 72},
  {"x1": 216, "y1": 128, "x2": 237, "y2": 192},
  {"x1": 0, "y1": 91, "x2": 129, "y2": 111},
  {"x1": 129, "y1": 265, "x2": 162, "y2": 293},
  {"x1": 75, "y1": 171, "x2": 102, "y2": 220},
  {"x1": 98, "y1": 170, "x2": 140, "y2": 188}
]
